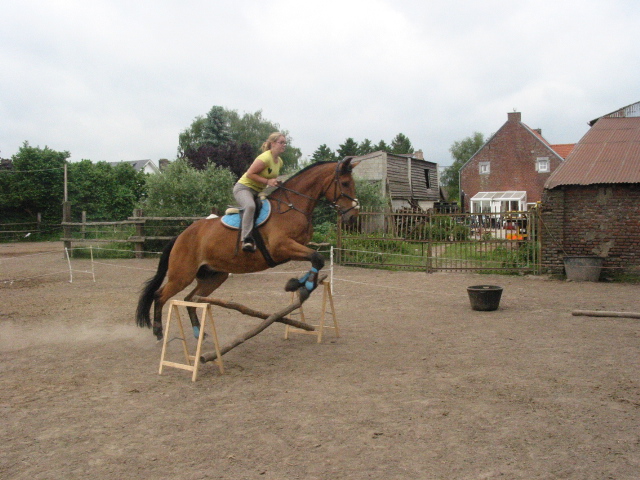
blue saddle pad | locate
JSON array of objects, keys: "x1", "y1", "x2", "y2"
[{"x1": 221, "y1": 199, "x2": 271, "y2": 229}]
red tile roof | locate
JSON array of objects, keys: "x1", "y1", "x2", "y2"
[
  {"x1": 545, "y1": 117, "x2": 640, "y2": 188},
  {"x1": 550, "y1": 144, "x2": 575, "y2": 159}
]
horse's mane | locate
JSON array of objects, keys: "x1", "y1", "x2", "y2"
[
  {"x1": 278, "y1": 157, "x2": 356, "y2": 185},
  {"x1": 281, "y1": 161, "x2": 336, "y2": 185}
]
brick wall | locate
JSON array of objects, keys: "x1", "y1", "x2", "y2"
[{"x1": 541, "y1": 184, "x2": 640, "y2": 275}]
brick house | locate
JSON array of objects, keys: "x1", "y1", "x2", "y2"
[
  {"x1": 541, "y1": 105, "x2": 640, "y2": 277},
  {"x1": 352, "y1": 150, "x2": 440, "y2": 210},
  {"x1": 459, "y1": 111, "x2": 572, "y2": 213}
]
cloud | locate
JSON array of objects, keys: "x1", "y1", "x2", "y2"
[{"x1": 1, "y1": 0, "x2": 639, "y2": 165}]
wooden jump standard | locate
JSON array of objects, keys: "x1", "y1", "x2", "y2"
[{"x1": 195, "y1": 273, "x2": 327, "y2": 364}]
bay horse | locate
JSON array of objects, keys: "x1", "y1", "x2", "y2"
[{"x1": 136, "y1": 157, "x2": 360, "y2": 340}]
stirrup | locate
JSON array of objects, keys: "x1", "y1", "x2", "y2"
[{"x1": 242, "y1": 238, "x2": 256, "y2": 252}]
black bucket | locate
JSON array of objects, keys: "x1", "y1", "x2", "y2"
[{"x1": 467, "y1": 285, "x2": 503, "y2": 311}]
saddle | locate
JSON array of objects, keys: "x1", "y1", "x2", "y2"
[
  {"x1": 220, "y1": 198, "x2": 271, "y2": 230},
  {"x1": 216, "y1": 196, "x2": 280, "y2": 267}
]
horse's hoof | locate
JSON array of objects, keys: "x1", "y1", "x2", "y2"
[
  {"x1": 285, "y1": 278, "x2": 300, "y2": 292},
  {"x1": 298, "y1": 287, "x2": 310, "y2": 303}
]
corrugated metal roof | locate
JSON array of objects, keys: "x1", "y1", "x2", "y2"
[
  {"x1": 545, "y1": 117, "x2": 640, "y2": 189},
  {"x1": 588, "y1": 100, "x2": 640, "y2": 126}
]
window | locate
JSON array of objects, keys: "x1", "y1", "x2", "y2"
[
  {"x1": 479, "y1": 162, "x2": 490, "y2": 174},
  {"x1": 536, "y1": 157, "x2": 549, "y2": 173},
  {"x1": 424, "y1": 169, "x2": 431, "y2": 189}
]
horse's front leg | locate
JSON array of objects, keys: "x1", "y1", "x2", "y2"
[{"x1": 285, "y1": 249, "x2": 325, "y2": 302}]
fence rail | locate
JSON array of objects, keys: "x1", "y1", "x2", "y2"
[
  {"x1": 60, "y1": 211, "x2": 203, "y2": 257},
  {"x1": 0, "y1": 214, "x2": 43, "y2": 240},
  {"x1": 337, "y1": 208, "x2": 541, "y2": 274},
  {"x1": 55, "y1": 207, "x2": 541, "y2": 273}
]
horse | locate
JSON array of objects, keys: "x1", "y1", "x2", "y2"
[{"x1": 135, "y1": 157, "x2": 360, "y2": 340}]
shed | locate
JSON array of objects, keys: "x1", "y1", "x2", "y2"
[
  {"x1": 352, "y1": 151, "x2": 439, "y2": 210},
  {"x1": 541, "y1": 111, "x2": 640, "y2": 276}
]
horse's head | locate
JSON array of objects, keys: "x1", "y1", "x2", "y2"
[{"x1": 324, "y1": 157, "x2": 361, "y2": 223}]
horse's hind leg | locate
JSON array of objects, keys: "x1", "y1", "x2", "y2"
[
  {"x1": 184, "y1": 266, "x2": 229, "y2": 338},
  {"x1": 153, "y1": 272, "x2": 199, "y2": 340}
]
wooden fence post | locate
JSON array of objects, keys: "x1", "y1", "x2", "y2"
[
  {"x1": 62, "y1": 202, "x2": 72, "y2": 256},
  {"x1": 336, "y1": 214, "x2": 342, "y2": 265},
  {"x1": 133, "y1": 209, "x2": 144, "y2": 259}
]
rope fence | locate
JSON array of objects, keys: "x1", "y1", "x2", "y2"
[{"x1": 1, "y1": 243, "x2": 624, "y2": 297}]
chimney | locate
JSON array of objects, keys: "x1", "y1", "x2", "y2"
[
  {"x1": 508, "y1": 111, "x2": 521, "y2": 122},
  {"x1": 413, "y1": 150, "x2": 424, "y2": 160}
]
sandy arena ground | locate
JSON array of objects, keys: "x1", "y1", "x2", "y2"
[{"x1": 1, "y1": 241, "x2": 640, "y2": 479}]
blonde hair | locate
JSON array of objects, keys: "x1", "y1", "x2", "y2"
[{"x1": 261, "y1": 132, "x2": 286, "y2": 152}]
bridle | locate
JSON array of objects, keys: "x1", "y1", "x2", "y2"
[
  {"x1": 321, "y1": 163, "x2": 360, "y2": 216},
  {"x1": 271, "y1": 162, "x2": 360, "y2": 220}
]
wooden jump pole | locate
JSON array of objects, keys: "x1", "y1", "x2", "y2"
[
  {"x1": 197, "y1": 273, "x2": 327, "y2": 364},
  {"x1": 572, "y1": 310, "x2": 640, "y2": 319},
  {"x1": 191, "y1": 296, "x2": 315, "y2": 331}
]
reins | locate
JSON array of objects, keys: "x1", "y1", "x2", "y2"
[{"x1": 268, "y1": 162, "x2": 359, "y2": 221}]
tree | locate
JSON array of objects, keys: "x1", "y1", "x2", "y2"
[
  {"x1": 311, "y1": 144, "x2": 337, "y2": 163},
  {"x1": 357, "y1": 139, "x2": 375, "y2": 155},
  {"x1": 441, "y1": 132, "x2": 486, "y2": 201},
  {"x1": 337, "y1": 138, "x2": 359, "y2": 158},
  {"x1": 179, "y1": 106, "x2": 302, "y2": 175},
  {"x1": 67, "y1": 160, "x2": 147, "y2": 221},
  {"x1": 390, "y1": 133, "x2": 414, "y2": 154},
  {"x1": 178, "y1": 106, "x2": 231, "y2": 156},
  {"x1": 374, "y1": 140, "x2": 389, "y2": 152},
  {"x1": 184, "y1": 141, "x2": 254, "y2": 178},
  {"x1": 226, "y1": 109, "x2": 278, "y2": 156},
  {"x1": 141, "y1": 158, "x2": 235, "y2": 217},
  {"x1": 203, "y1": 105, "x2": 232, "y2": 147},
  {"x1": 0, "y1": 142, "x2": 68, "y2": 222}
]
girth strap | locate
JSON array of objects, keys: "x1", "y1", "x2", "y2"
[{"x1": 253, "y1": 230, "x2": 285, "y2": 268}]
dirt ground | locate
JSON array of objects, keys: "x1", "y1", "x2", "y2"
[{"x1": 1, "y1": 241, "x2": 640, "y2": 480}]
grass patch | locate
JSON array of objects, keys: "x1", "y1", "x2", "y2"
[{"x1": 339, "y1": 237, "x2": 539, "y2": 273}]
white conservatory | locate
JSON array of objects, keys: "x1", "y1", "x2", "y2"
[{"x1": 469, "y1": 191, "x2": 528, "y2": 213}]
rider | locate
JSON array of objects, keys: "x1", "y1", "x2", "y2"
[{"x1": 233, "y1": 132, "x2": 286, "y2": 252}]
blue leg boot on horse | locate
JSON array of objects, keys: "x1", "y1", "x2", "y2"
[{"x1": 284, "y1": 251, "x2": 324, "y2": 302}]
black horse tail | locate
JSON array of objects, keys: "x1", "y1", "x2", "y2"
[{"x1": 135, "y1": 237, "x2": 177, "y2": 329}]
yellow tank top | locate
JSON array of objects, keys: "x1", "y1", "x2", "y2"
[{"x1": 238, "y1": 150, "x2": 283, "y2": 192}]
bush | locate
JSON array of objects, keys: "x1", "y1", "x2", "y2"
[{"x1": 141, "y1": 159, "x2": 235, "y2": 217}]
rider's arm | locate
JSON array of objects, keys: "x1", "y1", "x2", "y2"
[{"x1": 245, "y1": 159, "x2": 279, "y2": 188}]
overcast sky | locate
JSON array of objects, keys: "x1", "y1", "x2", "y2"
[{"x1": 1, "y1": 0, "x2": 638, "y2": 167}]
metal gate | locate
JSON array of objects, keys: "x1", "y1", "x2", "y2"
[{"x1": 336, "y1": 208, "x2": 541, "y2": 274}]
